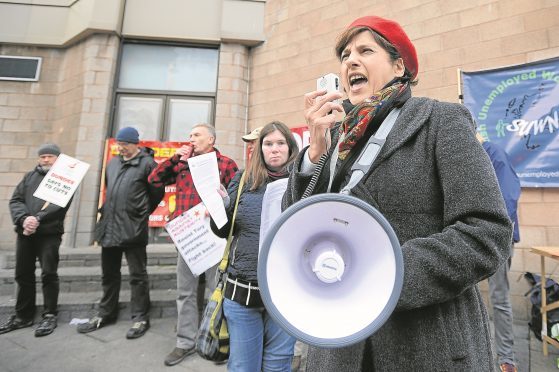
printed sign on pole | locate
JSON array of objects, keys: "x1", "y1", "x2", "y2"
[{"x1": 33, "y1": 154, "x2": 90, "y2": 207}]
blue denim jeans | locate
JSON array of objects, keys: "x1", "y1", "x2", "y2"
[{"x1": 223, "y1": 298, "x2": 296, "y2": 372}]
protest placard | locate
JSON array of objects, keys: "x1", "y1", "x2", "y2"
[
  {"x1": 165, "y1": 203, "x2": 226, "y2": 276},
  {"x1": 33, "y1": 154, "x2": 90, "y2": 208}
]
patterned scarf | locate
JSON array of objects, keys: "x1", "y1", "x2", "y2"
[{"x1": 338, "y1": 82, "x2": 409, "y2": 160}]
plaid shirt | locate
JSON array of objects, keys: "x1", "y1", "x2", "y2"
[{"x1": 148, "y1": 148, "x2": 238, "y2": 219}]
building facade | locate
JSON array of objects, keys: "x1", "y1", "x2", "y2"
[
  {"x1": 1, "y1": 0, "x2": 559, "y2": 321},
  {"x1": 0, "y1": 0, "x2": 264, "y2": 247}
]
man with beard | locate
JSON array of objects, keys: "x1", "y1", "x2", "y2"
[{"x1": 2, "y1": 143, "x2": 70, "y2": 337}]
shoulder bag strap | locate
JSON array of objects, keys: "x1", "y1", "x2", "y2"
[
  {"x1": 218, "y1": 171, "x2": 246, "y2": 273},
  {"x1": 340, "y1": 107, "x2": 401, "y2": 195}
]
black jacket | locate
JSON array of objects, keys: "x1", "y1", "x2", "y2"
[
  {"x1": 96, "y1": 147, "x2": 164, "y2": 247},
  {"x1": 9, "y1": 165, "x2": 71, "y2": 236}
]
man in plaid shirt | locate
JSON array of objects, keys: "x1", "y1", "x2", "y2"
[{"x1": 148, "y1": 123, "x2": 238, "y2": 366}]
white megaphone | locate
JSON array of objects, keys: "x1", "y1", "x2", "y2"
[{"x1": 258, "y1": 193, "x2": 403, "y2": 348}]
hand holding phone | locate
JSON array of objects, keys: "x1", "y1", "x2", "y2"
[
  {"x1": 316, "y1": 73, "x2": 340, "y2": 95},
  {"x1": 303, "y1": 74, "x2": 344, "y2": 162},
  {"x1": 317, "y1": 73, "x2": 341, "y2": 109}
]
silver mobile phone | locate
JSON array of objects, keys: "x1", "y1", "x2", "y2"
[{"x1": 316, "y1": 73, "x2": 340, "y2": 94}]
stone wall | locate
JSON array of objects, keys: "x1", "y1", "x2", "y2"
[
  {"x1": 215, "y1": 43, "x2": 250, "y2": 168},
  {"x1": 0, "y1": 34, "x2": 120, "y2": 249},
  {"x1": 0, "y1": 45, "x2": 61, "y2": 249},
  {"x1": 53, "y1": 34, "x2": 119, "y2": 247}
]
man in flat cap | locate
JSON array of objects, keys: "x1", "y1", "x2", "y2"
[
  {"x1": 1, "y1": 143, "x2": 70, "y2": 337},
  {"x1": 77, "y1": 127, "x2": 163, "y2": 339},
  {"x1": 242, "y1": 126, "x2": 263, "y2": 161}
]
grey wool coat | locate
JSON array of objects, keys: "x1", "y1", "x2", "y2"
[{"x1": 282, "y1": 97, "x2": 513, "y2": 372}]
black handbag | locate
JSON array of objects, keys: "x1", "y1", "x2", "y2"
[{"x1": 195, "y1": 171, "x2": 245, "y2": 361}]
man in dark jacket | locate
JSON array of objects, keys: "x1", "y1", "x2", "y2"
[
  {"x1": 478, "y1": 132, "x2": 521, "y2": 372},
  {"x1": 1, "y1": 143, "x2": 70, "y2": 337},
  {"x1": 77, "y1": 127, "x2": 163, "y2": 339}
]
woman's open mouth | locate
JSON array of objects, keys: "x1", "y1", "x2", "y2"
[{"x1": 349, "y1": 74, "x2": 368, "y2": 92}]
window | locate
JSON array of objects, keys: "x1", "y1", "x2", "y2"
[
  {"x1": 119, "y1": 44, "x2": 218, "y2": 93},
  {"x1": 114, "y1": 95, "x2": 164, "y2": 140},
  {"x1": 113, "y1": 43, "x2": 219, "y2": 141},
  {"x1": 166, "y1": 98, "x2": 213, "y2": 141},
  {"x1": 0, "y1": 56, "x2": 42, "y2": 81}
]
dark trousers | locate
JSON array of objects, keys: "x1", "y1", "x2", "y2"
[
  {"x1": 99, "y1": 246, "x2": 150, "y2": 321},
  {"x1": 15, "y1": 234, "x2": 61, "y2": 320}
]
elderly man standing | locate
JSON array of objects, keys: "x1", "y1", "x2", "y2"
[
  {"x1": 1, "y1": 143, "x2": 70, "y2": 337},
  {"x1": 148, "y1": 123, "x2": 238, "y2": 366},
  {"x1": 77, "y1": 127, "x2": 163, "y2": 339}
]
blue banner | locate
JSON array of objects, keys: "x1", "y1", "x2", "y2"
[{"x1": 461, "y1": 58, "x2": 559, "y2": 187}]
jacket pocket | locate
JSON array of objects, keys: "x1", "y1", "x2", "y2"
[{"x1": 439, "y1": 303, "x2": 467, "y2": 361}]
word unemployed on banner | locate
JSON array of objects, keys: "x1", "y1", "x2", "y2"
[{"x1": 461, "y1": 57, "x2": 559, "y2": 187}]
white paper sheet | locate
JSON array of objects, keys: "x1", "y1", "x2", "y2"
[
  {"x1": 259, "y1": 178, "x2": 289, "y2": 252},
  {"x1": 187, "y1": 152, "x2": 228, "y2": 229},
  {"x1": 165, "y1": 203, "x2": 226, "y2": 276}
]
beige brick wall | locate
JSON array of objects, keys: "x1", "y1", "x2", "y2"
[
  {"x1": 52, "y1": 34, "x2": 119, "y2": 247},
  {"x1": 0, "y1": 46, "x2": 60, "y2": 249},
  {"x1": 249, "y1": 0, "x2": 559, "y2": 321},
  {"x1": 0, "y1": 34, "x2": 119, "y2": 250},
  {"x1": 215, "y1": 43, "x2": 251, "y2": 168}
]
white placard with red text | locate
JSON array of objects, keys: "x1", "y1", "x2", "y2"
[{"x1": 33, "y1": 154, "x2": 90, "y2": 208}]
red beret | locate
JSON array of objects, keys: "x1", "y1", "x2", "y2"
[{"x1": 349, "y1": 16, "x2": 418, "y2": 80}]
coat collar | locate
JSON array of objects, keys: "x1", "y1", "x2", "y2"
[
  {"x1": 119, "y1": 147, "x2": 149, "y2": 166},
  {"x1": 372, "y1": 97, "x2": 435, "y2": 168}
]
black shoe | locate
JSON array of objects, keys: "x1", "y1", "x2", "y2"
[
  {"x1": 34, "y1": 314, "x2": 57, "y2": 337},
  {"x1": 76, "y1": 315, "x2": 115, "y2": 334},
  {"x1": 164, "y1": 346, "x2": 195, "y2": 366},
  {"x1": 0, "y1": 315, "x2": 33, "y2": 335},
  {"x1": 126, "y1": 320, "x2": 150, "y2": 339}
]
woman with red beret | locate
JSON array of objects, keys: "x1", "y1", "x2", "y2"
[{"x1": 283, "y1": 15, "x2": 513, "y2": 371}]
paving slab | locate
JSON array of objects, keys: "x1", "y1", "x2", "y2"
[{"x1": 0, "y1": 317, "x2": 226, "y2": 372}]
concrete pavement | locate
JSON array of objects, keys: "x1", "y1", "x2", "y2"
[
  {"x1": 1, "y1": 316, "x2": 559, "y2": 371},
  {"x1": 0, "y1": 317, "x2": 226, "y2": 372}
]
